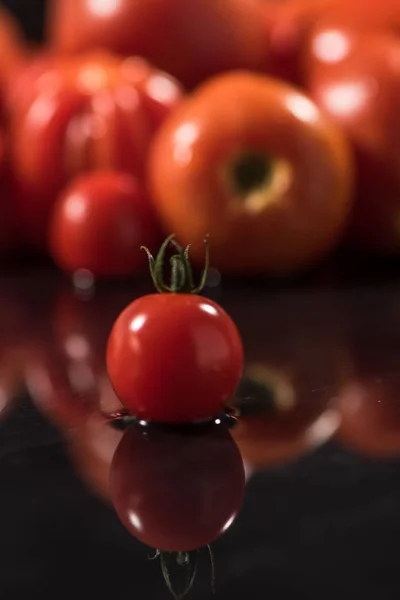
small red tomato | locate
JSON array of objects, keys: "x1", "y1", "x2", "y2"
[
  {"x1": 149, "y1": 72, "x2": 353, "y2": 275},
  {"x1": 9, "y1": 52, "x2": 183, "y2": 250},
  {"x1": 48, "y1": 171, "x2": 161, "y2": 278},
  {"x1": 107, "y1": 237, "x2": 244, "y2": 422},
  {"x1": 110, "y1": 422, "x2": 245, "y2": 551}
]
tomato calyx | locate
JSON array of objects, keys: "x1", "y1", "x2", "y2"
[
  {"x1": 141, "y1": 234, "x2": 209, "y2": 294},
  {"x1": 230, "y1": 151, "x2": 273, "y2": 196},
  {"x1": 150, "y1": 546, "x2": 215, "y2": 600}
]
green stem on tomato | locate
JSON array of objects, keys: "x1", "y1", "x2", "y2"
[{"x1": 141, "y1": 234, "x2": 210, "y2": 294}]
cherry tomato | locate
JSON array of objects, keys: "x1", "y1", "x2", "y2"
[
  {"x1": 149, "y1": 72, "x2": 353, "y2": 275},
  {"x1": 335, "y1": 379, "x2": 400, "y2": 458},
  {"x1": 9, "y1": 52, "x2": 183, "y2": 249},
  {"x1": 107, "y1": 293, "x2": 244, "y2": 423},
  {"x1": 49, "y1": 171, "x2": 161, "y2": 278},
  {"x1": 110, "y1": 422, "x2": 245, "y2": 551},
  {"x1": 306, "y1": 30, "x2": 400, "y2": 252},
  {"x1": 47, "y1": 0, "x2": 270, "y2": 89}
]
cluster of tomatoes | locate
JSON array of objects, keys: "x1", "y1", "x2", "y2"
[{"x1": 0, "y1": 0, "x2": 399, "y2": 279}]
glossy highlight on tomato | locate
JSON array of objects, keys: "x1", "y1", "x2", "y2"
[
  {"x1": 110, "y1": 421, "x2": 245, "y2": 551},
  {"x1": 107, "y1": 293, "x2": 244, "y2": 423}
]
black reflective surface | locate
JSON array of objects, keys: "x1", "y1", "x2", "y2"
[
  {"x1": 1, "y1": 268, "x2": 400, "y2": 600},
  {"x1": 2, "y1": 2, "x2": 400, "y2": 598}
]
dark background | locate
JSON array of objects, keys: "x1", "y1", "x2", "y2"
[
  {"x1": 1, "y1": 2, "x2": 400, "y2": 600},
  {"x1": 2, "y1": 0, "x2": 45, "y2": 40}
]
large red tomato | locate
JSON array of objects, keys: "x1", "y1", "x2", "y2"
[
  {"x1": 306, "y1": 30, "x2": 400, "y2": 252},
  {"x1": 110, "y1": 422, "x2": 245, "y2": 551},
  {"x1": 49, "y1": 171, "x2": 161, "y2": 278},
  {"x1": 149, "y1": 72, "x2": 353, "y2": 275},
  {"x1": 47, "y1": 0, "x2": 270, "y2": 89},
  {"x1": 9, "y1": 52, "x2": 183, "y2": 249}
]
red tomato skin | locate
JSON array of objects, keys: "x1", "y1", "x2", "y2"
[
  {"x1": 306, "y1": 31, "x2": 400, "y2": 252},
  {"x1": 149, "y1": 71, "x2": 353, "y2": 275},
  {"x1": 47, "y1": 0, "x2": 270, "y2": 89},
  {"x1": 48, "y1": 171, "x2": 161, "y2": 278},
  {"x1": 106, "y1": 295, "x2": 244, "y2": 423},
  {"x1": 269, "y1": 0, "x2": 400, "y2": 85},
  {"x1": 110, "y1": 422, "x2": 245, "y2": 551},
  {"x1": 9, "y1": 53, "x2": 183, "y2": 250}
]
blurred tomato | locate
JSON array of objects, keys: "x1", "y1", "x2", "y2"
[
  {"x1": 9, "y1": 52, "x2": 183, "y2": 249},
  {"x1": 149, "y1": 72, "x2": 353, "y2": 275},
  {"x1": 269, "y1": 0, "x2": 400, "y2": 85},
  {"x1": 310, "y1": 0, "x2": 400, "y2": 38},
  {"x1": 110, "y1": 422, "x2": 245, "y2": 551},
  {"x1": 268, "y1": 0, "x2": 335, "y2": 84},
  {"x1": 47, "y1": 0, "x2": 270, "y2": 89},
  {"x1": 307, "y1": 30, "x2": 400, "y2": 252},
  {"x1": 49, "y1": 171, "x2": 161, "y2": 278}
]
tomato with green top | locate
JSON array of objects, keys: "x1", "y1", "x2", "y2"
[{"x1": 106, "y1": 236, "x2": 244, "y2": 423}]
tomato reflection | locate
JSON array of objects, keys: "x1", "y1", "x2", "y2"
[
  {"x1": 231, "y1": 364, "x2": 339, "y2": 469},
  {"x1": 68, "y1": 412, "x2": 123, "y2": 501},
  {"x1": 336, "y1": 378, "x2": 400, "y2": 458},
  {"x1": 110, "y1": 421, "x2": 245, "y2": 552}
]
